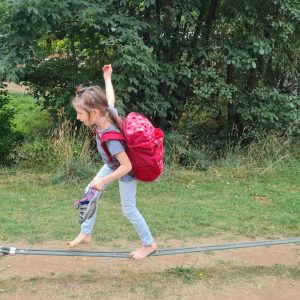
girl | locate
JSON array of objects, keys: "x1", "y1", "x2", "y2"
[{"x1": 67, "y1": 65, "x2": 157, "y2": 260}]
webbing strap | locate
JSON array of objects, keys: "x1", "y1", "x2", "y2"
[
  {"x1": 96, "y1": 131, "x2": 124, "y2": 163},
  {"x1": 1, "y1": 238, "x2": 299, "y2": 258}
]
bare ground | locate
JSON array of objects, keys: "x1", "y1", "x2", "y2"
[
  {"x1": 0, "y1": 237, "x2": 299, "y2": 299},
  {"x1": 7, "y1": 82, "x2": 27, "y2": 93},
  {"x1": 5, "y1": 82, "x2": 27, "y2": 93}
]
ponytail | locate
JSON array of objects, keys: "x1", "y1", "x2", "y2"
[{"x1": 107, "y1": 108, "x2": 124, "y2": 132}]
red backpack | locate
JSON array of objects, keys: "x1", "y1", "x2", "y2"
[{"x1": 99, "y1": 112, "x2": 164, "y2": 182}]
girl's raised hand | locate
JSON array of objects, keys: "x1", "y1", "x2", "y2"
[{"x1": 102, "y1": 64, "x2": 112, "y2": 80}]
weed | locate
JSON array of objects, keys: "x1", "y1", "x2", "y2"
[
  {"x1": 167, "y1": 267, "x2": 196, "y2": 284},
  {"x1": 50, "y1": 119, "x2": 96, "y2": 181},
  {"x1": 166, "y1": 263, "x2": 300, "y2": 286}
]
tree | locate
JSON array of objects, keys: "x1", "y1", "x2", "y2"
[{"x1": 1, "y1": 0, "x2": 299, "y2": 143}]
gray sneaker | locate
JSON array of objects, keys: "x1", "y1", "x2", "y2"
[{"x1": 74, "y1": 188, "x2": 102, "y2": 224}]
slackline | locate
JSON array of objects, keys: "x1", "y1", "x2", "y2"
[{"x1": 1, "y1": 238, "x2": 300, "y2": 258}]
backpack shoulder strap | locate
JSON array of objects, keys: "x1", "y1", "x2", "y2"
[
  {"x1": 101, "y1": 131, "x2": 125, "y2": 142},
  {"x1": 96, "y1": 131, "x2": 125, "y2": 163}
]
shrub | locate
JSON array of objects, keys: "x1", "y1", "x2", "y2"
[
  {"x1": 240, "y1": 133, "x2": 295, "y2": 169},
  {"x1": 13, "y1": 137, "x2": 51, "y2": 169},
  {"x1": 15, "y1": 119, "x2": 97, "y2": 180},
  {"x1": 8, "y1": 92, "x2": 53, "y2": 139},
  {"x1": 164, "y1": 129, "x2": 298, "y2": 174},
  {"x1": 0, "y1": 89, "x2": 16, "y2": 166},
  {"x1": 164, "y1": 131, "x2": 213, "y2": 171},
  {"x1": 50, "y1": 120, "x2": 97, "y2": 181},
  {"x1": 217, "y1": 133, "x2": 298, "y2": 174}
]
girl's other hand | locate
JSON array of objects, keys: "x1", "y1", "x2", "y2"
[
  {"x1": 90, "y1": 179, "x2": 106, "y2": 191},
  {"x1": 102, "y1": 64, "x2": 112, "y2": 79}
]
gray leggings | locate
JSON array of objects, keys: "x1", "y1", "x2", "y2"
[{"x1": 81, "y1": 164, "x2": 154, "y2": 246}]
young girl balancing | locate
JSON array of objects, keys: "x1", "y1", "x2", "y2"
[{"x1": 67, "y1": 64, "x2": 157, "y2": 260}]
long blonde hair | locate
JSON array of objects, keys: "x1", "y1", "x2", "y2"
[{"x1": 72, "y1": 85, "x2": 123, "y2": 131}]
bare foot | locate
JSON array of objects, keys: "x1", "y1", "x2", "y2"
[
  {"x1": 67, "y1": 233, "x2": 91, "y2": 249},
  {"x1": 130, "y1": 241, "x2": 158, "y2": 260}
]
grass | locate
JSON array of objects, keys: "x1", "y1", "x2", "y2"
[
  {"x1": 1, "y1": 91, "x2": 299, "y2": 299},
  {"x1": 1, "y1": 91, "x2": 299, "y2": 244},
  {"x1": 166, "y1": 262, "x2": 300, "y2": 284},
  {"x1": 0, "y1": 163, "x2": 299, "y2": 244}
]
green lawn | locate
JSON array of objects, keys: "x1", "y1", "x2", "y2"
[{"x1": 0, "y1": 164, "x2": 299, "y2": 244}]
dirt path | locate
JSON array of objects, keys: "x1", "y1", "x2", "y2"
[
  {"x1": 0, "y1": 238, "x2": 299, "y2": 299},
  {"x1": 5, "y1": 82, "x2": 27, "y2": 93}
]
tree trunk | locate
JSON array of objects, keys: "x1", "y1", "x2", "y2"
[
  {"x1": 226, "y1": 64, "x2": 244, "y2": 137},
  {"x1": 204, "y1": 0, "x2": 218, "y2": 43},
  {"x1": 247, "y1": 68, "x2": 257, "y2": 91}
]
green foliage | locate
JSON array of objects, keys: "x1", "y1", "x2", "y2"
[
  {"x1": 7, "y1": 93, "x2": 53, "y2": 138},
  {"x1": 14, "y1": 118, "x2": 96, "y2": 180},
  {"x1": 219, "y1": 133, "x2": 296, "y2": 173},
  {"x1": 239, "y1": 87, "x2": 300, "y2": 137},
  {"x1": 242, "y1": 134, "x2": 292, "y2": 168},
  {"x1": 164, "y1": 131, "x2": 213, "y2": 170},
  {"x1": 1, "y1": 0, "x2": 300, "y2": 166},
  {"x1": 13, "y1": 137, "x2": 51, "y2": 169},
  {"x1": 0, "y1": 88, "x2": 15, "y2": 165},
  {"x1": 4, "y1": 92, "x2": 53, "y2": 167},
  {"x1": 50, "y1": 119, "x2": 96, "y2": 181},
  {"x1": 5, "y1": 92, "x2": 95, "y2": 176},
  {"x1": 167, "y1": 267, "x2": 196, "y2": 284}
]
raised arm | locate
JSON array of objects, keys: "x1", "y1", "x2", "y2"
[{"x1": 102, "y1": 64, "x2": 115, "y2": 107}]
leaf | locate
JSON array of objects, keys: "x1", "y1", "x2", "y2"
[
  {"x1": 32, "y1": 8, "x2": 39, "y2": 15},
  {"x1": 127, "y1": 86, "x2": 138, "y2": 93},
  {"x1": 252, "y1": 61, "x2": 257, "y2": 68}
]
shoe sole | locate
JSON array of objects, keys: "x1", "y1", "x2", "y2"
[{"x1": 79, "y1": 190, "x2": 102, "y2": 224}]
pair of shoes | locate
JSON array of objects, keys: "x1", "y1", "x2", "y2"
[{"x1": 74, "y1": 188, "x2": 102, "y2": 224}]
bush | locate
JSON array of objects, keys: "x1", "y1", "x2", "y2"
[
  {"x1": 7, "y1": 92, "x2": 53, "y2": 139},
  {"x1": 13, "y1": 137, "x2": 51, "y2": 169},
  {"x1": 15, "y1": 119, "x2": 97, "y2": 180},
  {"x1": 50, "y1": 120, "x2": 97, "y2": 181},
  {"x1": 164, "y1": 128, "x2": 298, "y2": 174},
  {"x1": 164, "y1": 131, "x2": 213, "y2": 171},
  {"x1": 0, "y1": 89, "x2": 16, "y2": 166},
  {"x1": 216, "y1": 133, "x2": 298, "y2": 175},
  {"x1": 240, "y1": 133, "x2": 295, "y2": 169}
]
